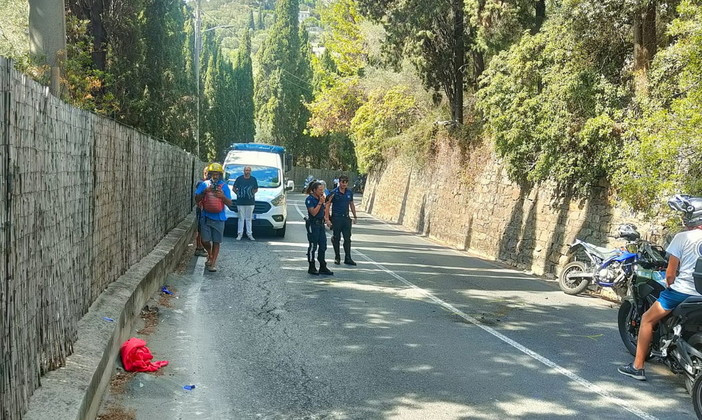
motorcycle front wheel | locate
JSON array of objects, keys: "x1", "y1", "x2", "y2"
[
  {"x1": 618, "y1": 300, "x2": 639, "y2": 356},
  {"x1": 558, "y1": 261, "x2": 590, "y2": 295}
]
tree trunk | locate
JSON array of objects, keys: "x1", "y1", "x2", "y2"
[
  {"x1": 90, "y1": 0, "x2": 107, "y2": 71},
  {"x1": 452, "y1": 0, "x2": 464, "y2": 124},
  {"x1": 65, "y1": 0, "x2": 108, "y2": 71},
  {"x1": 533, "y1": 0, "x2": 546, "y2": 34},
  {"x1": 633, "y1": 1, "x2": 656, "y2": 72},
  {"x1": 471, "y1": 50, "x2": 484, "y2": 85},
  {"x1": 633, "y1": 1, "x2": 656, "y2": 95}
]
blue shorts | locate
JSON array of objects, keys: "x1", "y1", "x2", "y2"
[{"x1": 657, "y1": 288, "x2": 695, "y2": 311}]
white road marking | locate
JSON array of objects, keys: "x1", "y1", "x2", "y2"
[
  {"x1": 294, "y1": 202, "x2": 307, "y2": 219},
  {"x1": 343, "y1": 204, "x2": 659, "y2": 420}
]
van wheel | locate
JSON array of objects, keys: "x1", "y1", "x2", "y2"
[{"x1": 276, "y1": 222, "x2": 286, "y2": 238}]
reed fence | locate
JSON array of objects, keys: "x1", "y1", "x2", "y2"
[{"x1": 0, "y1": 57, "x2": 201, "y2": 420}]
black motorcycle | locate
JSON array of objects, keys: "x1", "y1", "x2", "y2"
[
  {"x1": 353, "y1": 175, "x2": 366, "y2": 194},
  {"x1": 618, "y1": 247, "x2": 702, "y2": 417}
]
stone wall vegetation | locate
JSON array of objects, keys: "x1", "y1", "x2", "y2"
[{"x1": 363, "y1": 134, "x2": 670, "y2": 278}]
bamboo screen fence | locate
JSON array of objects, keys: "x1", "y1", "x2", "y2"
[{"x1": 0, "y1": 57, "x2": 201, "y2": 420}]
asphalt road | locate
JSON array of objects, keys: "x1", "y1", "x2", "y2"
[{"x1": 98, "y1": 193, "x2": 698, "y2": 419}]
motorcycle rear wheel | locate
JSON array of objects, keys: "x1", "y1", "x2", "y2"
[
  {"x1": 558, "y1": 261, "x2": 590, "y2": 295},
  {"x1": 617, "y1": 300, "x2": 654, "y2": 359},
  {"x1": 691, "y1": 373, "x2": 702, "y2": 418},
  {"x1": 684, "y1": 335, "x2": 702, "y2": 394}
]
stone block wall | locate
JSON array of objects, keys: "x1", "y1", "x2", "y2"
[{"x1": 362, "y1": 137, "x2": 663, "y2": 277}]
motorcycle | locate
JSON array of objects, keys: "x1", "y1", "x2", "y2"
[
  {"x1": 618, "y1": 252, "x2": 702, "y2": 417},
  {"x1": 353, "y1": 175, "x2": 366, "y2": 194},
  {"x1": 558, "y1": 224, "x2": 643, "y2": 296},
  {"x1": 301, "y1": 175, "x2": 314, "y2": 193}
]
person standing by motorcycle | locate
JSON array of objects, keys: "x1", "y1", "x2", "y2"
[
  {"x1": 325, "y1": 174, "x2": 358, "y2": 266},
  {"x1": 305, "y1": 181, "x2": 333, "y2": 276},
  {"x1": 619, "y1": 194, "x2": 702, "y2": 381}
]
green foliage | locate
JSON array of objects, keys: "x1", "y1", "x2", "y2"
[
  {"x1": 477, "y1": 10, "x2": 629, "y2": 194},
  {"x1": 0, "y1": 0, "x2": 29, "y2": 60},
  {"x1": 233, "y1": 29, "x2": 256, "y2": 144},
  {"x1": 307, "y1": 77, "x2": 364, "y2": 136},
  {"x1": 61, "y1": 16, "x2": 117, "y2": 113},
  {"x1": 255, "y1": 0, "x2": 315, "y2": 162},
  {"x1": 617, "y1": 0, "x2": 702, "y2": 213},
  {"x1": 468, "y1": 0, "x2": 540, "y2": 66},
  {"x1": 350, "y1": 85, "x2": 419, "y2": 172},
  {"x1": 319, "y1": 0, "x2": 365, "y2": 76},
  {"x1": 45, "y1": 1, "x2": 256, "y2": 161},
  {"x1": 356, "y1": 0, "x2": 467, "y2": 121}
]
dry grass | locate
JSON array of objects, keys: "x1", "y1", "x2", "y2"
[
  {"x1": 136, "y1": 306, "x2": 159, "y2": 335},
  {"x1": 158, "y1": 286, "x2": 177, "y2": 308},
  {"x1": 97, "y1": 405, "x2": 136, "y2": 420},
  {"x1": 109, "y1": 372, "x2": 137, "y2": 394},
  {"x1": 177, "y1": 233, "x2": 198, "y2": 273}
]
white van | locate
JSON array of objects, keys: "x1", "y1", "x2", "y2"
[{"x1": 223, "y1": 143, "x2": 294, "y2": 237}]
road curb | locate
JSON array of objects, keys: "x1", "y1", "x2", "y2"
[{"x1": 22, "y1": 212, "x2": 197, "y2": 420}]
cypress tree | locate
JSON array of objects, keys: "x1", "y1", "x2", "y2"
[
  {"x1": 248, "y1": 9, "x2": 256, "y2": 31},
  {"x1": 254, "y1": 0, "x2": 307, "y2": 152},
  {"x1": 257, "y1": 7, "x2": 265, "y2": 30},
  {"x1": 235, "y1": 29, "x2": 255, "y2": 143}
]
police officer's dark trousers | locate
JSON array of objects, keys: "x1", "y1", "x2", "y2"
[
  {"x1": 306, "y1": 219, "x2": 331, "y2": 274},
  {"x1": 331, "y1": 215, "x2": 352, "y2": 262}
]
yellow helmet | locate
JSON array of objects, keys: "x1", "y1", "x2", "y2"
[{"x1": 207, "y1": 163, "x2": 224, "y2": 173}]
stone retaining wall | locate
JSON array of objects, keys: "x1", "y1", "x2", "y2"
[{"x1": 362, "y1": 137, "x2": 663, "y2": 277}]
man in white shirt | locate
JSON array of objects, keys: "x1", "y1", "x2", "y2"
[{"x1": 619, "y1": 195, "x2": 702, "y2": 381}]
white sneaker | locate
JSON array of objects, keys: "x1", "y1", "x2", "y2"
[
  {"x1": 236, "y1": 235, "x2": 242, "y2": 240},
  {"x1": 247, "y1": 235, "x2": 255, "y2": 241}
]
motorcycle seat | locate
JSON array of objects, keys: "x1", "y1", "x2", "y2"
[
  {"x1": 580, "y1": 242, "x2": 620, "y2": 259},
  {"x1": 671, "y1": 296, "x2": 702, "y2": 317}
]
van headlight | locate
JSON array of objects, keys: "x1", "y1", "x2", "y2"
[{"x1": 271, "y1": 194, "x2": 286, "y2": 207}]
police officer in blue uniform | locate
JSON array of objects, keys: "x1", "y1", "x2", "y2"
[
  {"x1": 325, "y1": 174, "x2": 358, "y2": 266},
  {"x1": 305, "y1": 181, "x2": 333, "y2": 276}
]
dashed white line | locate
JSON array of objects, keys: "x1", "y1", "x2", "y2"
[
  {"x1": 293, "y1": 199, "x2": 658, "y2": 420},
  {"x1": 352, "y1": 247, "x2": 658, "y2": 420}
]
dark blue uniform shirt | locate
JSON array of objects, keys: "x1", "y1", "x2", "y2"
[
  {"x1": 305, "y1": 195, "x2": 325, "y2": 220},
  {"x1": 329, "y1": 187, "x2": 353, "y2": 217}
]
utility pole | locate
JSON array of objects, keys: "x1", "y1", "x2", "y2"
[
  {"x1": 194, "y1": 0, "x2": 202, "y2": 158},
  {"x1": 28, "y1": 0, "x2": 66, "y2": 97}
]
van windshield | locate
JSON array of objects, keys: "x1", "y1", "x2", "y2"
[{"x1": 225, "y1": 164, "x2": 280, "y2": 188}]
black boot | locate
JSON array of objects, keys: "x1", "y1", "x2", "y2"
[
  {"x1": 343, "y1": 241, "x2": 355, "y2": 265},
  {"x1": 318, "y1": 262, "x2": 334, "y2": 275},
  {"x1": 332, "y1": 236, "x2": 341, "y2": 265},
  {"x1": 308, "y1": 261, "x2": 319, "y2": 275}
]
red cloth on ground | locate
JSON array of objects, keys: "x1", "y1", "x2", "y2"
[{"x1": 120, "y1": 337, "x2": 169, "y2": 372}]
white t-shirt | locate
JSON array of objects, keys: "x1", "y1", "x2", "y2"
[{"x1": 666, "y1": 228, "x2": 702, "y2": 296}]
